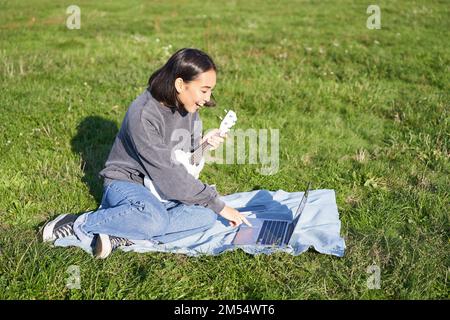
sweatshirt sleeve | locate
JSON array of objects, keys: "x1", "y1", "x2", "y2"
[
  {"x1": 191, "y1": 111, "x2": 203, "y2": 152},
  {"x1": 126, "y1": 108, "x2": 225, "y2": 215}
]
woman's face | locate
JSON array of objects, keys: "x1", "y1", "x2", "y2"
[{"x1": 175, "y1": 69, "x2": 216, "y2": 113}]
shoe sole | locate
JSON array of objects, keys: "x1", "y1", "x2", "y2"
[
  {"x1": 42, "y1": 214, "x2": 70, "y2": 242},
  {"x1": 94, "y1": 234, "x2": 112, "y2": 259}
]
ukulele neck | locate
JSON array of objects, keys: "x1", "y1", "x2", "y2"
[{"x1": 190, "y1": 137, "x2": 215, "y2": 165}]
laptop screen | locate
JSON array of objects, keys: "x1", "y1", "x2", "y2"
[{"x1": 291, "y1": 182, "x2": 311, "y2": 227}]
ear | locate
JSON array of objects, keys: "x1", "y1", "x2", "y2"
[{"x1": 174, "y1": 77, "x2": 184, "y2": 93}]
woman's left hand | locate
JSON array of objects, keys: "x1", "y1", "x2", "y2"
[{"x1": 201, "y1": 129, "x2": 227, "y2": 150}]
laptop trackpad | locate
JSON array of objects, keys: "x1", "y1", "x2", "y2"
[{"x1": 232, "y1": 218, "x2": 263, "y2": 245}]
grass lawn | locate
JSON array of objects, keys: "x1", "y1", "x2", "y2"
[{"x1": 0, "y1": 0, "x2": 448, "y2": 299}]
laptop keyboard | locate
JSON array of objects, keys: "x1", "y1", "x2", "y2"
[{"x1": 257, "y1": 220, "x2": 289, "y2": 245}]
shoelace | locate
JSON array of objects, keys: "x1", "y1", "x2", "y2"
[
  {"x1": 110, "y1": 236, "x2": 133, "y2": 249},
  {"x1": 54, "y1": 224, "x2": 74, "y2": 239}
]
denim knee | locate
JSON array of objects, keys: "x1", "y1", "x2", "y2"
[{"x1": 132, "y1": 199, "x2": 170, "y2": 238}]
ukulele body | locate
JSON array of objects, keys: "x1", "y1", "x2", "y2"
[{"x1": 173, "y1": 149, "x2": 205, "y2": 179}]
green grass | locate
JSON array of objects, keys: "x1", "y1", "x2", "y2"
[{"x1": 0, "y1": 0, "x2": 448, "y2": 299}]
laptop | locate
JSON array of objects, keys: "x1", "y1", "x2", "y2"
[{"x1": 232, "y1": 183, "x2": 310, "y2": 247}]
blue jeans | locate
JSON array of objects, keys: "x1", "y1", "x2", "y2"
[{"x1": 73, "y1": 180, "x2": 217, "y2": 247}]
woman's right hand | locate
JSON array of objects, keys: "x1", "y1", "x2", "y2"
[{"x1": 219, "y1": 205, "x2": 252, "y2": 227}]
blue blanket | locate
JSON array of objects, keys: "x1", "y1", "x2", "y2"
[{"x1": 55, "y1": 188, "x2": 346, "y2": 257}]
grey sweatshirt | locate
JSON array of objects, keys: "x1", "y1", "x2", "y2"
[{"x1": 99, "y1": 89, "x2": 226, "y2": 214}]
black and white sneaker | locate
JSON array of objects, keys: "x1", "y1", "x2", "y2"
[
  {"x1": 93, "y1": 234, "x2": 134, "y2": 259},
  {"x1": 42, "y1": 214, "x2": 78, "y2": 242}
]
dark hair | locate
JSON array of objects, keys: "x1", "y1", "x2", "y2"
[{"x1": 148, "y1": 48, "x2": 217, "y2": 110}]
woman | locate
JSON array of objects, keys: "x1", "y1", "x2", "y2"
[{"x1": 42, "y1": 48, "x2": 250, "y2": 258}]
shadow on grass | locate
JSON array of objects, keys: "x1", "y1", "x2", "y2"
[{"x1": 71, "y1": 116, "x2": 118, "y2": 204}]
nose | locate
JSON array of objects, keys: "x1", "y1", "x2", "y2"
[{"x1": 204, "y1": 94, "x2": 211, "y2": 104}]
